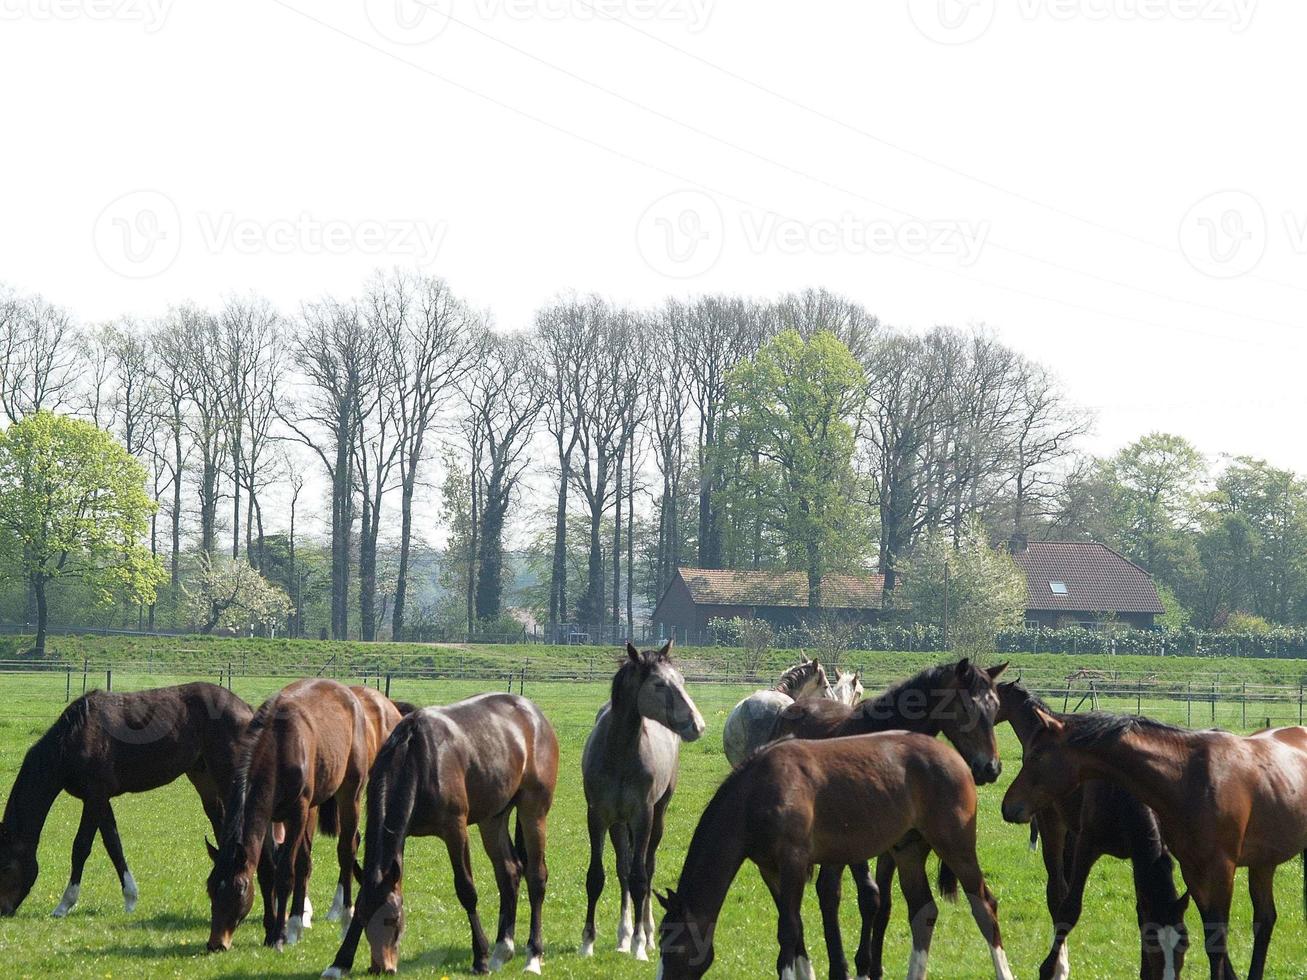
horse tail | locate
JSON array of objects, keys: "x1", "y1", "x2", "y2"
[
  {"x1": 514, "y1": 815, "x2": 528, "y2": 868},
  {"x1": 318, "y1": 797, "x2": 339, "y2": 838},
  {"x1": 391, "y1": 700, "x2": 419, "y2": 716},
  {"x1": 937, "y1": 861, "x2": 959, "y2": 903}
]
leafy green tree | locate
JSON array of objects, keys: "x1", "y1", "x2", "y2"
[
  {"x1": 901, "y1": 519, "x2": 1027, "y2": 655},
  {"x1": 0, "y1": 411, "x2": 164, "y2": 655},
  {"x1": 715, "y1": 330, "x2": 871, "y2": 609}
]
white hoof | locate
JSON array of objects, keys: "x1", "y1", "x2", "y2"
[
  {"x1": 991, "y1": 945, "x2": 1016, "y2": 980},
  {"x1": 327, "y1": 884, "x2": 345, "y2": 923},
  {"x1": 489, "y1": 938, "x2": 516, "y2": 971},
  {"x1": 1051, "y1": 944, "x2": 1071, "y2": 980},
  {"x1": 286, "y1": 915, "x2": 304, "y2": 945},
  {"x1": 322, "y1": 968, "x2": 346, "y2": 979},
  {"x1": 523, "y1": 954, "x2": 542, "y2": 975},
  {"x1": 303, "y1": 895, "x2": 314, "y2": 929},
  {"x1": 579, "y1": 940, "x2": 594, "y2": 957},
  {"x1": 123, "y1": 871, "x2": 139, "y2": 913},
  {"x1": 52, "y1": 882, "x2": 80, "y2": 918}
]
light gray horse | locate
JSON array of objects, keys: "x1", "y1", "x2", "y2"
[
  {"x1": 580, "y1": 640, "x2": 705, "y2": 962},
  {"x1": 829, "y1": 667, "x2": 864, "y2": 706},
  {"x1": 721, "y1": 657, "x2": 834, "y2": 767}
]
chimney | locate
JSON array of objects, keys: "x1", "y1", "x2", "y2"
[{"x1": 1008, "y1": 532, "x2": 1028, "y2": 555}]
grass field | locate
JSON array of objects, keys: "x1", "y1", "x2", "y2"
[{"x1": 0, "y1": 662, "x2": 1305, "y2": 978}]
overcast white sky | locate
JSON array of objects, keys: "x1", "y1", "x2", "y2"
[{"x1": 3, "y1": 0, "x2": 1305, "y2": 485}]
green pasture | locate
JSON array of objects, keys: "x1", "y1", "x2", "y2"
[{"x1": 0, "y1": 666, "x2": 1304, "y2": 978}]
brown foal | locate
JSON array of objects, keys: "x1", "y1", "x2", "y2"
[
  {"x1": 1002, "y1": 710, "x2": 1307, "y2": 980},
  {"x1": 657, "y1": 732, "x2": 1015, "y2": 980}
]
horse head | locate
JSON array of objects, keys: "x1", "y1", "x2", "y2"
[
  {"x1": 656, "y1": 888, "x2": 715, "y2": 979},
  {"x1": 205, "y1": 837, "x2": 258, "y2": 952},
  {"x1": 0, "y1": 823, "x2": 38, "y2": 917},
  {"x1": 1000, "y1": 706, "x2": 1075, "y2": 823},
  {"x1": 830, "y1": 669, "x2": 864, "y2": 706},
  {"x1": 933, "y1": 659, "x2": 1007, "y2": 785},
  {"x1": 621, "y1": 640, "x2": 706, "y2": 742}
]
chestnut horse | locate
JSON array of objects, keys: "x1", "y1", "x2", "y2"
[
  {"x1": 769, "y1": 658, "x2": 1007, "y2": 980},
  {"x1": 206, "y1": 679, "x2": 401, "y2": 951},
  {"x1": 1002, "y1": 710, "x2": 1307, "y2": 980},
  {"x1": 0, "y1": 682, "x2": 252, "y2": 918},
  {"x1": 321, "y1": 692, "x2": 559, "y2": 977},
  {"x1": 656, "y1": 731, "x2": 1015, "y2": 980},
  {"x1": 864, "y1": 680, "x2": 1190, "y2": 980},
  {"x1": 581, "y1": 641, "x2": 706, "y2": 961}
]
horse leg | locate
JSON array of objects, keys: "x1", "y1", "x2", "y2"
[
  {"x1": 580, "y1": 807, "x2": 605, "y2": 957},
  {"x1": 642, "y1": 793, "x2": 670, "y2": 955},
  {"x1": 270, "y1": 804, "x2": 305, "y2": 947},
  {"x1": 816, "y1": 864, "x2": 850, "y2": 980},
  {"x1": 774, "y1": 857, "x2": 814, "y2": 980},
  {"x1": 96, "y1": 800, "x2": 139, "y2": 913},
  {"x1": 1246, "y1": 865, "x2": 1277, "y2": 980},
  {"x1": 285, "y1": 805, "x2": 315, "y2": 946},
  {"x1": 518, "y1": 798, "x2": 550, "y2": 976},
  {"x1": 1040, "y1": 834, "x2": 1099, "y2": 980},
  {"x1": 627, "y1": 810, "x2": 656, "y2": 961},
  {"x1": 893, "y1": 842, "x2": 937, "y2": 980},
  {"x1": 330, "y1": 790, "x2": 362, "y2": 933},
  {"x1": 610, "y1": 822, "x2": 634, "y2": 953},
  {"x1": 447, "y1": 823, "x2": 492, "y2": 974},
  {"x1": 859, "y1": 855, "x2": 893, "y2": 980},
  {"x1": 934, "y1": 846, "x2": 1014, "y2": 980},
  {"x1": 52, "y1": 802, "x2": 98, "y2": 918},
  {"x1": 1191, "y1": 865, "x2": 1237, "y2": 980},
  {"x1": 479, "y1": 812, "x2": 522, "y2": 971},
  {"x1": 258, "y1": 836, "x2": 278, "y2": 946}
]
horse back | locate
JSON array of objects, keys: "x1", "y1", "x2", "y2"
[{"x1": 771, "y1": 697, "x2": 857, "y2": 741}]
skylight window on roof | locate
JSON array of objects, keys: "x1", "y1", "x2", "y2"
[{"x1": 1049, "y1": 581, "x2": 1068, "y2": 595}]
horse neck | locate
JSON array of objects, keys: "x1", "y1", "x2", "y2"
[
  {"x1": 606, "y1": 680, "x2": 648, "y2": 752},
  {"x1": 1, "y1": 738, "x2": 63, "y2": 849},
  {"x1": 676, "y1": 783, "x2": 749, "y2": 937},
  {"x1": 1070, "y1": 731, "x2": 1189, "y2": 828},
  {"x1": 1005, "y1": 699, "x2": 1047, "y2": 747},
  {"x1": 228, "y1": 740, "x2": 278, "y2": 856},
  {"x1": 856, "y1": 680, "x2": 940, "y2": 735}
]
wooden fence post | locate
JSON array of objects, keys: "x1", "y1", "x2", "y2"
[
  {"x1": 65, "y1": 668, "x2": 71, "y2": 703},
  {"x1": 106, "y1": 669, "x2": 112, "y2": 692}
]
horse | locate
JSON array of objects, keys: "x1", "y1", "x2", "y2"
[
  {"x1": 722, "y1": 657, "x2": 830, "y2": 768},
  {"x1": 580, "y1": 640, "x2": 706, "y2": 962},
  {"x1": 321, "y1": 692, "x2": 558, "y2": 977},
  {"x1": 206, "y1": 680, "x2": 402, "y2": 952},
  {"x1": 1002, "y1": 709, "x2": 1307, "y2": 980},
  {"x1": 829, "y1": 668, "x2": 863, "y2": 706},
  {"x1": 0, "y1": 682, "x2": 253, "y2": 918},
  {"x1": 768, "y1": 658, "x2": 1007, "y2": 980},
  {"x1": 859, "y1": 679, "x2": 1189, "y2": 980},
  {"x1": 655, "y1": 731, "x2": 1016, "y2": 980}
]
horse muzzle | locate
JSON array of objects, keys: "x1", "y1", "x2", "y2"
[
  {"x1": 973, "y1": 759, "x2": 1001, "y2": 784},
  {"x1": 1001, "y1": 799, "x2": 1030, "y2": 824},
  {"x1": 207, "y1": 932, "x2": 233, "y2": 953}
]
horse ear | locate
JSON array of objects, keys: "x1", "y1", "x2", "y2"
[
  {"x1": 653, "y1": 889, "x2": 670, "y2": 911},
  {"x1": 986, "y1": 662, "x2": 1009, "y2": 680},
  {"x1": 1175, "y1": 890, "x2": 1191, "y2": 914},
  {"x1": 627, "y1": 642, "x2": 641, "y2": 663},
  {"x1": 955, "y1": 657, "x2": 972, "y2": 676},
  {"x1": 1033, "y1": 707, "x2": 1064, "y2": 734},
  {"x1": 205, "y1": 838, "x2": 219, "y2": 863},
  {"x1": 657, "y1": 638, "x2": 674, "y2": 660}
]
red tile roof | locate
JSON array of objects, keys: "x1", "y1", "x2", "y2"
[
  {"x1": 1013, "y1": 541, "x2": 1164, "y2": 614},
  {"x1": 676, "y1": 567, "x2": 885, "y2": 610}
]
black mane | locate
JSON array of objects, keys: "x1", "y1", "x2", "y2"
[
  {"x1": 1064, "y1": 712, "x2": 1194, "y2": 748},
  {"x1": 859, "y1": 659, "x2": 989, "y2": 720}
]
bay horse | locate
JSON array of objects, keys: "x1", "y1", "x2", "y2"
[
  {"x1": 206, "y1": 679, "x2": 401, "y2": 951},
  {"x1": 769, "y1": 658, "x2": 1007, "y2": 980},
  {"x1": 1002, "y1": 710, "x2": 1307, "y2": 980},
  {"x1": 863, "y1": 679, "x2": 1190, "y2": 980},
  {"x1": 0, "y1": 682, "x2": 252, "y2": 918},
  {"x1": 655, "y1": 731, "x2": 1016, "y2": 980},
  {"x1": 581, "y1": 640, "x2": 706, "y2": 962},
  {"x1": 321, "y1": 692, "x2": 558, "y2": 977},
  {"x1": 722, "y1": 657, "x2": 831, "y2": 767}
]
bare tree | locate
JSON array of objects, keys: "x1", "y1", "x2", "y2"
[
  {"x1": 649, "y1": 302, "x2": 692, "y2": 602},
  {"x1": 151, "y1": 320, "x2": 192, "y2": 594},
  {"x1": 1005, "y1": 360, "x2": 1091, "y2": 535},
  {"x1": 0, "y1": 290, "x2": 77, "y2": 423}
]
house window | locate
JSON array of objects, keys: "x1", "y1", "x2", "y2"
[{"x1": 1049, "y1": 581, "x2": 1068, "y2": 595}]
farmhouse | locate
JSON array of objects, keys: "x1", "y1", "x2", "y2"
[
  {"x1": 1009, "y1": 537, "x2": 1165, "y2": 629},
  {"x1": 650, "y1": 567, "x2": 886, "y2": 641}
]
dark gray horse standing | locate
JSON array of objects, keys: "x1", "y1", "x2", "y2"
[{"x1": 581, "y1": 641, "x2": 706, "y2": 962}]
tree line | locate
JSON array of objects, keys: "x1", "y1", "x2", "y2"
[{"x1": 1, "y1": 273, "x2": 1299, "y2": 644}]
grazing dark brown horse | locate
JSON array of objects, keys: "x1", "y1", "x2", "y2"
[
  {"x1": 863, "y1": 679, "x2": 1190, "y2": 980},
  {"x1": 206, "y1": 680, "x2": 401, "y2": 952},
  {"x1": 581, "y1": 641, "x2": 706, "y2": 962},
  {"x1": 656, "y1": 731, "x2": 1015, "y2": 980},
  {"x1": 1002, "y1": 710, "x2": 1307, "y2": 980},
  {"x1": 0, "y1": 682, "x2": 252, "y2": 918},
  {"x1": 769, "y1": 658, "x2": 1007, "y2": 980},
  {"x1": 321, "y1": 692, "x2": 559, "y2": 977}
]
